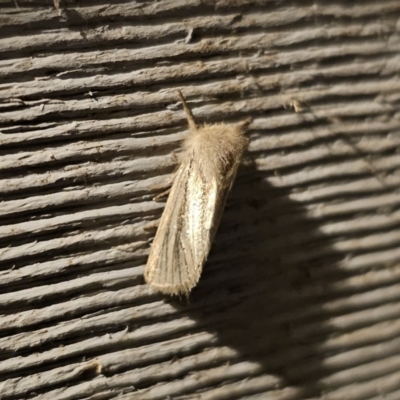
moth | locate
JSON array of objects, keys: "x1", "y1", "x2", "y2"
[{"x1": 145, "y1": 91, "x2": 249, "y2": 296}]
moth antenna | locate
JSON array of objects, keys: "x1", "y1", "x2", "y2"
[{"x1": 177, "y1": 90, "x2": 197, "y2": 131}]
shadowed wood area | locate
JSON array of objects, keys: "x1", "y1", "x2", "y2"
[{"x1": 1, "y1": 0, "x2": 400, "y2": 398}]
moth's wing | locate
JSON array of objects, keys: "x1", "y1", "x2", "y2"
[
  {"x1": 144, "y1": 157, "x2": 230, "y2": 296},
  {"x1": 208, "y1": 156, "x2": 242, "y2": 244}
]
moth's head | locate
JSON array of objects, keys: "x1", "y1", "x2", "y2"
[{"x1": 184, "y1": 120, "x2": 250, "y2": 179}]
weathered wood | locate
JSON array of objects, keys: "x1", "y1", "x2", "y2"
[{"x1": 1, "y1": 0, "x2": 400, "y2": 398}]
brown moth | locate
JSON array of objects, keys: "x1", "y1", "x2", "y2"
[{"x1": 144, "y1": 91, "x2": 249, "y2": 296}]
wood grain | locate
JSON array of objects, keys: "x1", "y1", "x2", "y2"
[{"x1": 1, "y1": 0, "x2": 400, "y2": 398}]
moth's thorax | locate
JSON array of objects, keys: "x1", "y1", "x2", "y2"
[{"x1": 183, "y1": 123, "x2": 247, "y2": 180}]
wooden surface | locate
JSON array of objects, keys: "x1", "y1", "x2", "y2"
[{"x1": 1, "y1": 0, "x2": 400, "y2": 399}]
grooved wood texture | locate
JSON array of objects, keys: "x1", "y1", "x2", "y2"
[{"x1": 1, "y1": 1, "x2": 400, "y2": 399}]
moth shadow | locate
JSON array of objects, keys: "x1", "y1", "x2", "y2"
[{"x1": 169, "y1": 162, "x2": 354, "y2": 398}]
